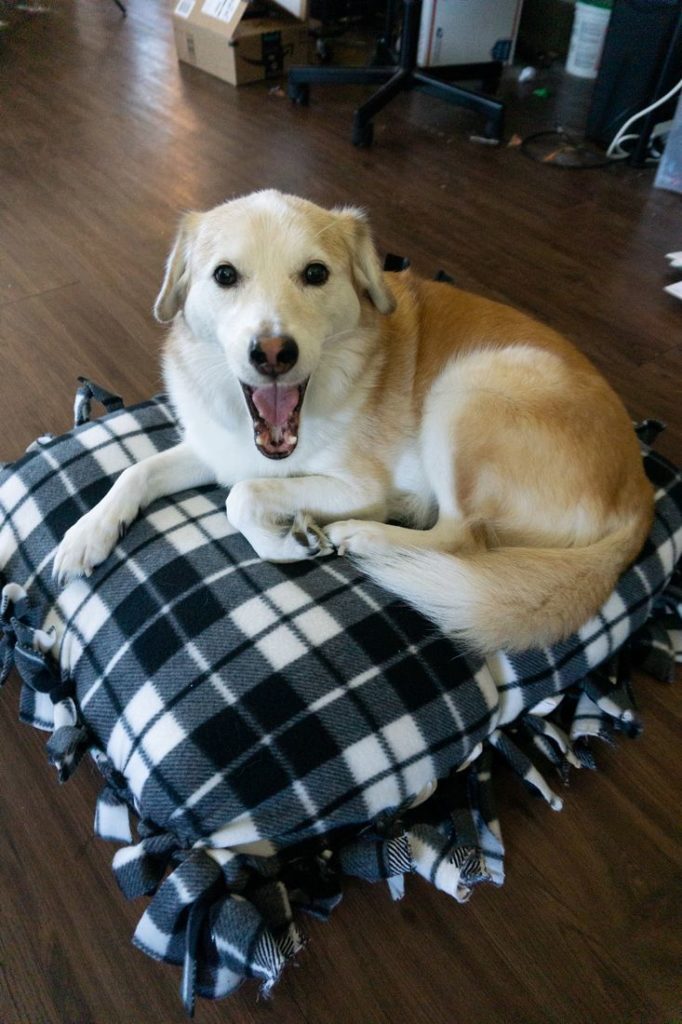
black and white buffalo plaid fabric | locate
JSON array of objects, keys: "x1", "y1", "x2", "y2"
[{"x1": 1, "y1": 380, "x2": 680, "y2": 1013}]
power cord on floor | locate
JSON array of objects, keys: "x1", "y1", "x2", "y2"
[{"x1": 606, "y1": 77, "x2": 682, "y2": 162}]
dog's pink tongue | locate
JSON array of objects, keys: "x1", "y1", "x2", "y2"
[{"x1": 251, "y1": 383, "x2": 299, "y2": 427}]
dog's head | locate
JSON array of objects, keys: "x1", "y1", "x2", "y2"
[{"x1": 154, "y1": 190, "x2": 395, "y2": 459}]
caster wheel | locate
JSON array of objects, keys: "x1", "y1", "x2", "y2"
[
  {"x1": 288, "y1": 81, "x2": 310, "y2": 106},
  {"x1": 352, "y1": 119, "x2": 374, "y2": 148}
]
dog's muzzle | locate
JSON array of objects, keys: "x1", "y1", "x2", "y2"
[{"x1": 240, "y1": 379, "x2": 308, "y2": 459}]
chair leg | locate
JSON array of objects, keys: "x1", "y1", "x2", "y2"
[
  {"x1": 422, "y1": 61, "x2": 504, "y2": 95},
  {"x1": 413, "y1": 72, "x2": 505, "y2": 140},
  {"x1": 287, "y1": 0, "x2": 506, "y2": 146},
  {"x1": 352, "y1": 68, "x2": 411, "y2": 145},
  {"x1": 288, "y1": 65, "x2": 395, "y2": 106}
]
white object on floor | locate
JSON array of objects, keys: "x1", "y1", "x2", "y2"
[{"x1": 664, "y1": 281, "x2": 682, "y2": 301}]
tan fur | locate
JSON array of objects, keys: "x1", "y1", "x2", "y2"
[
  {"x1": 343, "y1": 270, "x2": 653, "y2": 650},
  {"x1": 381, "y1": 273, "x2": 649, "y2": 543}
]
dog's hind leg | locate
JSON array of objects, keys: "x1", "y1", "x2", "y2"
[{"x1": 325, "y1": 516, "x2": 482, "y2": 558}]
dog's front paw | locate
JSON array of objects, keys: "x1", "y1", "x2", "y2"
[
  {"x1": 325, "y1": 519, "x2": 389, "y2": 557},
  {"x1": 231, "y1": 521, "x2": 320, "y2": 563},
  {"x1": 226, "y1": 483, "x2": 331, "y2": 563},
  {"x1": 290, "y1": 511, "x2": 334, "y2": 558},
  {"x1": 53, "y1": 505, "x2": 132, "y2": 585}
]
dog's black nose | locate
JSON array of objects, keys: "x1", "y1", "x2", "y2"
[{"x1": 249, "y1": 334, "x2": 299, "y2": 377}]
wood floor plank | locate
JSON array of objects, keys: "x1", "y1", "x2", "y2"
[{"x1": 0, "y1": 2, "x2": 680, "y2": 1021}]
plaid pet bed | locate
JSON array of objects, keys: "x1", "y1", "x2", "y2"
[{"x1": 1, "y1": 380, "x2": 680, "y2": 1013}]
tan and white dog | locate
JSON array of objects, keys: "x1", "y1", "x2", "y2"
[{"x1": 53, "y1": 190, "x2": 653, "y2": 652}]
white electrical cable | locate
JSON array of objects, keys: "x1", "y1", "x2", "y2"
[
  {"x1": 608, "y1": 122, "x2": 672, "y2": 161},
  {"x1": 606, "y1": 77, "x2": 682, "y2": 160}
]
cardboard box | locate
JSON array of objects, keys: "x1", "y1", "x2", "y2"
[
  {"x1": 417, "y1": 0, "x2": 524, "y2": 68},
  {"x1": 172, "y1": 1, "x2": 309, "y2": 87}
]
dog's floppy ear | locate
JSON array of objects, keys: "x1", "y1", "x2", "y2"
[
  {"x1": 153, "y1": 212, "x2": 200, "y2": 323},
  {"x1": 335, "y1": 206, "x2": 396, "y2": 315}
]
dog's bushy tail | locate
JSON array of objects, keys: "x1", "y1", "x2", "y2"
[{"x1": 352, "y1": 524, "x2": 647, "y2": 653}]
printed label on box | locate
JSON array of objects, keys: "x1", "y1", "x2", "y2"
[
  {"x1": 202, "y1": 0, "x2": 240, "y2": 22},
  {"x1": 175, "y1": 0, "x2": 195, "y2": 18}
]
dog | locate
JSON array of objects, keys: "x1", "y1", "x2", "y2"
[{"x1": 53, "y1": 189, "x2": 653, "y2": 652}]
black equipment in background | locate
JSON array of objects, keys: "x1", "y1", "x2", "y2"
[
  {"x1": 585, "y1": 0, "x2": 682, "y2": 165},
  {"x1": 288, "y1": 0, "x2": 505, "y2": 147}
]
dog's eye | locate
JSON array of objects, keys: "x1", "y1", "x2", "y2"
[
  {"x1": 303, "y1": 262, "x2": 329, "y2": 286},
  {"x1": 213, "y1": 263, "x2": 239, "y2": 288}
]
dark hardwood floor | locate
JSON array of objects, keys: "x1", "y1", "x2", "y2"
[{"x1": 1, "y1": 3, "x2": 680, "y2": 1022}]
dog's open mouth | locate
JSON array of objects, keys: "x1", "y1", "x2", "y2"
[{"x1": 241, "y1": 380, "x2": 308, "y2": 459}]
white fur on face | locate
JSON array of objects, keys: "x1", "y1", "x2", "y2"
[{"x1": 182, "y1": 191, "x2": 363, "y2": 388}]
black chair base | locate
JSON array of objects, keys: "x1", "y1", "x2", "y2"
[{"x1": 288, "y1": 0, "x2": 505, "y2": 147}]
